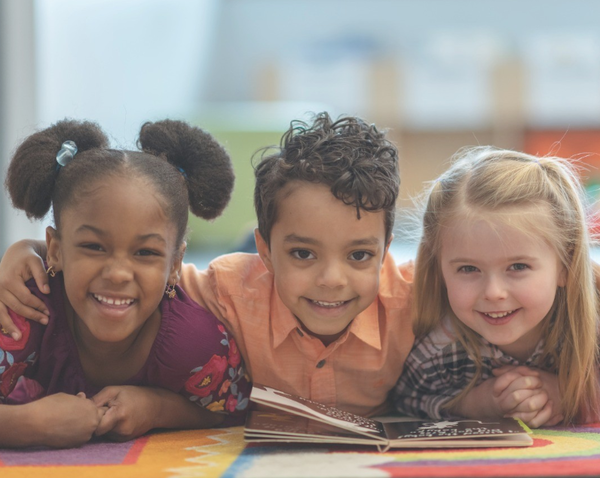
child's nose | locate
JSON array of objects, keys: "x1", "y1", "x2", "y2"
[
  {"x1": 316, "y1": 261, "x2": 347, "y2": 288},
  {"x1": 483, "y1": 275, "x2": 508, "y2": 301},
  {"x1": 103, "y1": 257, "x2": 134, "y2": 283}
]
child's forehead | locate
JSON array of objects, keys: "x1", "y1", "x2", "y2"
[
  {"x1": 277, "y1": 181, "x2": 346, "y2": 216},
  {"x1": 65, "y1": 176, "x2": 168, "y2": 220},
  {"x1": 272, "y1": 181, "x2": 387, "y2": 243},
  {"x1": 441, "y1": 203, "x2": 557, "y2": 247}
]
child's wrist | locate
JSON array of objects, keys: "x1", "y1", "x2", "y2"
[
  {"x1": 449, "y1": 382, "x2": 492, "y2": 419},
  {"x1": 3, "y1": 403, "x2": 40, "y2": 447}
]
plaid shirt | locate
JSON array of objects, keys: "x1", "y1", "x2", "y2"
[{"x1": 393, "y1": 317, "x2": 546, "y2": 419}]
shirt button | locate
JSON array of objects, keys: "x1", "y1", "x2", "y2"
[{"x1": 316, "y1": 359, "x2": 326, "y2": 368}]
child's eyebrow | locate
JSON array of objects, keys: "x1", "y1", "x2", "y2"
[
  {"x1": 74, "y1": 225, "x2": 167, "y2": 244},
  {"x1": 283, "y1": 234, "x2": 380, "y2": 247},
  {"x1": 283, "y1": 234, "x2": 318, "y2": 245},
  {"x1": 448, "y1": 255, "x2": 538, "y2": 264}
]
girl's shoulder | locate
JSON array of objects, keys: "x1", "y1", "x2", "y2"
[
  {"x1": 148, "y1": 286, "x2": 242, "y2": 376},
  {"x1": 143, "y1": 286, "x2": 249, "y2": 417}
]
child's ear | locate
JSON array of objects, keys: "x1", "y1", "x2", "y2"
[
  {"x1": 254, "y1": 228, "x2": 274, "y2": 274},
  {"x1": 46, "y1": 226, "x2": 62, "y2": 271},
  {"x1": 168, "y1": 242, "x2": 186, "y2": 284}
]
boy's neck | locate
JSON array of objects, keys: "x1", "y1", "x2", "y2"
[{"x1": 298, "y1": 321, "x2": 351, "y2": 347}]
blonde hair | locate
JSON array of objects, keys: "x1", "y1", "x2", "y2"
[{"x1": 414, "y1": 146, "x2": 600, "y2": 424}]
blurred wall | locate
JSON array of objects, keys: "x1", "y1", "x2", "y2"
[
  {"x1": 0, "y1": 0, "x2": 41, "y2": 256},
  {"x1": 2, "y1": 0, "x2": 600, "y2": 256}
]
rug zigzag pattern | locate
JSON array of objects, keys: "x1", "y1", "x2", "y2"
[{"x1": 167, "y1": 427, "x2": 246, "y2": 478}]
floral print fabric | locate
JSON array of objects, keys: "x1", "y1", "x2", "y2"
[{"x1": 183, "y1": 325, "x2": 248, "y2": 414}]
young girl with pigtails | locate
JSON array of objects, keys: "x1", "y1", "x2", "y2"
[
  {"x1": 394, "y1": 147, "x2": 600, "y2": 428},
  {"x1": 0, "y1": 119, "x2": 249, "y2": 448}
]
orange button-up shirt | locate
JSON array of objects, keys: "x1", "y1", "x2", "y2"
[{"x1": 180, "y1": 253, "x2": 414, "y2": 417}]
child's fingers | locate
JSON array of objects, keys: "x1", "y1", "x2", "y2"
[
  {"x1": 505, "y1": 410, "x2": 538, "y2": 424},
  {"x1": 0, "y1": 303, "x2": 23, "y2": 340},
  {"x1": 493, "y1": 373, "x2": 542, "y2": 398},
  {"x1": 527, "y1": 400, "x2": 554, "y2": 428},
  {"x1": 0, "y1": 286, "x2": 49, "y2": 323},
  {"x1": 509, "y1": 390, "x2": 548, "y2": 413},
  {"x1": 95, "y1": 407, "x2": 118, "y2": 436},
  {"x1": 492, "y1": 365, "x2": 540, "y2": 378},
  {"x1": 91, "y1": 386, "x2": 119, "y2": 408},
  {"x1": 545, "y1": 411, "x2": 564, "y2": 427},
  {"x1": 500, "y1": 387, "x2": 546, "y2": 413},
  {"x1": 492, "y1": 371, "x2": 519, "y2": 396},
  {"x1": 29, "y1": 262, "x2": 51, "y2": 295}
]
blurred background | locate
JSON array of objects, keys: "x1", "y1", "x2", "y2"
[{"x1": 2, "y1": 0, "x2": 600, "y2": 266}]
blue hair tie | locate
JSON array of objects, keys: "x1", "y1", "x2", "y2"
[
  {"x1": 177, "y1": 166, "x2": 188, "y2": 179},
  {"x1": 56, "y1": 140, "x2": 78, "y2": 169}
]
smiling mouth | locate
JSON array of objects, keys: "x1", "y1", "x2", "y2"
[
  {"x1": 308, "y1": 299, "x2": 349, "y2": 308},
  {"x1": 482, "y1": 309, "x2": 517, "y2": 319},
  {"x1": 93, "y1": 294, "x2": 135, "y2": 306}
]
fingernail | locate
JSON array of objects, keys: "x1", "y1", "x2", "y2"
[
  {"x1": 11, "y1": 332, "x2": 20, "y2": 341},
  {"x1": 40, "y1": 317, "x2": 48, "y2": 325},
  {"x1": 42, "y1": 285, "x2": 50, "y2": 294}
]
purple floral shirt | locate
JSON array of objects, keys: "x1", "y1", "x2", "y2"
[{"x1": 0, "y1": 274, "x2": 250, "y2": 425}]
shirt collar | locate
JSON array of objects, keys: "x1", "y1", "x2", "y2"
[
  {"x1": 271, "y1": 289, "x2": 302, "y2": 348},
  {"x1": 347, "y1": 300, "x2": 382, "y2": 350}
]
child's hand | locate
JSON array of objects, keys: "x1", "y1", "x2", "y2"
[
  {"x1": 493, "y1": 366, "x2": 563, "y2": 427},
  {"x1": 0, "y1": 240, "x2": 50, "y2": 340},
  {"x1": 93, "y1": 386, "x2": 161, "y2": 441},
  {"x1": 93, "y1": 385, "x2": 224, "y2": 441},
  {"x1": 450, "y1": 366, "x2": 549, "y2": 426},
  {"x1": 25, "y1": 392, "x2": 106, "y2": 448}
]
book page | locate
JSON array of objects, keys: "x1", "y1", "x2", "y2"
[
  {"x1": 383, "y1": 418, "x2": 531, "y2": 442},
  {"x1": 250, "y1": 384, "x2": 385, "y2": 437}
]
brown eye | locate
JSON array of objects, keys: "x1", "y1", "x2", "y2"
[
  {"x1": 137, "y1": 249, "x2": 157, "y2": 256},
  {"x1": 349, "y1": 251, "x2": 372, "y2": 262},
  {"x1": 291, "y1": 249, "x2": 313, "y2": 260}
]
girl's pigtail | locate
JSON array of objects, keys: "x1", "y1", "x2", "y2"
[
  {"x1": 137, "y1": 120, "x2": 234, "y2": 220},
  {"x1": 5, "y1": 119, "x2": 108, "y2": 219}
]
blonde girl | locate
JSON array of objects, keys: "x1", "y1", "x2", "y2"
[{"x1": 394, "y1": 146, "x2": 599, "y2": 427}]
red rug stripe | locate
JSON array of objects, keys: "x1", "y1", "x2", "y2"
[
  {"x1": 121, "y1": 436, "x2": 150, "y2": 465},
  {"x1": 377, "y1": 457, "x2": 600, "y2": 477}
]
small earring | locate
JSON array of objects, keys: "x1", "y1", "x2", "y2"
[
  {"x1": 165, "y1": 284, "x2": 176, "y2": 299},
  {"x1": 46, "y1": 265, "x2": 56, "y2": 277}
]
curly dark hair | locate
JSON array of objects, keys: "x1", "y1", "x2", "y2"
[
  {"x1": 254, "y1": 112, "x2": 399, "y2": 247},
  {"x1": 5, "y1": 118, "x2": 234, "y2": 247}
]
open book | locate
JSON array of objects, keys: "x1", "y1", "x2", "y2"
[{"x1": 245, "y1": 384, "x2": 533, "y2": 452}]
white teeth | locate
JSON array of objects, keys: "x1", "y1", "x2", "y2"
[
  {"x1": 484, "y1": 310, "x2": 514, "y2": 319},
  {"x1": 311, "y1": 300, "x2": 346, "y2": 308},
  {"x1": 93, "y1": 294, "x2": 134, "y2": 306}
]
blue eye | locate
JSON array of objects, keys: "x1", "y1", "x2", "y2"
[
  {"x1": 291, "y1": 249, "x2": 314, "y2": 260},
  {"x1": 458, "y1": 265, "x2": 478, "y2": 273},
  {"x1": 509, "y1": 263, "x2": 529, "y2": 271}
]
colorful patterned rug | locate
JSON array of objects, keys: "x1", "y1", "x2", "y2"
[{"x1": 2, "y1": 424, "x2": 600, "y2": 477}]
